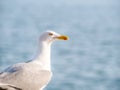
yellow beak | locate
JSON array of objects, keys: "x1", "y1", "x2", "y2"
[{"x1": 57, "y1": 35, "x2": 69, "y2": 40}]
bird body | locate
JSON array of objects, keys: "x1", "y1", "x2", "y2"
[
  {"x1": 0, "y1": 62, "x2": 52, "y2": 90},
  {"x1": 0, "y1": 31, "x2": 68, "y2": 90}
]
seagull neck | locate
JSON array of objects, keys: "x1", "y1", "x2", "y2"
[{"x1": 35, "y1": 42, "x2": 51, "y2": 70}]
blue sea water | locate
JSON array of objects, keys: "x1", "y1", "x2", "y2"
[{"x1": 0, "y1": 0, "x2": 120, "y2": 90}]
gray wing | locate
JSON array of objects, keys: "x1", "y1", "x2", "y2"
[
  {"x1": 0, "y1": 63, "x2": 52, "y2": 90},
  {"x1": 0, "y1": 63, "x2": 25, "y2": 89},
  {"x1": 0, "y1": 83, "x2": 22, "y2": 90},
  {"x1": 0, "y1": 63, "x2": 25, "y2": 82}
]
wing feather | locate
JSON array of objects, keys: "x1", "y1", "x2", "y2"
[{"x1": 0, "y1": 63, "x2": 52, "y2": 90}]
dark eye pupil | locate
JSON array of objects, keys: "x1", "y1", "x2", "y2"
[{"x1": 49, "y1": 33, "x2": 53, "y2": 36}]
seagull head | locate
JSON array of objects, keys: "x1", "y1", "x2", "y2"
[{"x1": 39, "y1": 31, "x2": 69, "y2": 45}]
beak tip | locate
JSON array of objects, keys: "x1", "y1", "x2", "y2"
[{"x1": 64, "y1": 37, "x2": 69, "y2": 40}]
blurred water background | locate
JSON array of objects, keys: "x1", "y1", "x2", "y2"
[{"x1": 0, "y1": 0, "x2": 120, "y2": 90}]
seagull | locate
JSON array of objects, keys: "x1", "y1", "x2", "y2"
[{"x1": 0, "y1": 31, "x2": 69, "y2": 90}]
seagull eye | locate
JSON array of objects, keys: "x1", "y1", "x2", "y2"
[{"x1": 49, "y1": 33, "x2": 53, "y2": 36}]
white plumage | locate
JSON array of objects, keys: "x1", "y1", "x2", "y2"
[{"x1": 0, "y1": 31, "x2": 68, "y2": 90}]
